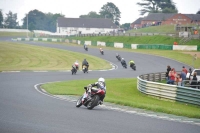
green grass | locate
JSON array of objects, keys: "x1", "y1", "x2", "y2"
[
  {"x1": 127, "y1": 25, "x2": 176, "y2": 33},
  {"x1": 42, "y1": 78, "x2": 200, "y2": 118},
  {"x1": 0, "y1": 42, "x2": 111, "y2": 71},
  {"x1": 0, "y1": 32, "x2": 33, "y2": 37},
  {"x1": 71, "y1": 35, "x2": 200, "y2": 45}
]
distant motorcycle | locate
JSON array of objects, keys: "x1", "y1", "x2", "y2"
[
  {"x1": 82, "y1": 65, "x2": 88, "y2": 73},
  {"x1": 84, "y1": 46, "x2": 88, "y2": 51},
  {"x1": 116, "y1": 55, "x2": 121, "y2": 61},
  {"x1": 100, "y1": 49, "x2": 104, "y2": 55},
  {"x1": 122, "y1": 63, "x2": 127, "y2": 69},
  {"x1": 71, "y1": 66, "x2": 77, "y2": 75},
  {"x1": 76, "y1": 85, "x2": 105, "y2": 110},
  {"x1": 130, "y1": 64, "x2": 136, "y2": 71}
]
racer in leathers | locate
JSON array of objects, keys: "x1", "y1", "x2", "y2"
[{"x1": 82, "y1": 77, "x2": 106, "y2": 105}]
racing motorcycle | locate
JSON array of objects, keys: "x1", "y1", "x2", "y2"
[
  {"x1": 130, "y1": 64, "x2": 136, "y2": 71},
  {"x1": 100, "y1": 49, "x2": 104, "y2": 55},
  {"x1": 71, "y1": 66, "x2": 77, "y2": 75},
  {"x1": 122, "y1": 62, "x2": 127, "y2": 69},
  {"x1": 76, "y1": 85, "x2": 105, "y2": 110},
  {"x1": 82, "y1": 65, "x2": 88, "y2": 73},
  {"x1": 84, "y1": 45, "x2": 88, "y2": 51},
  {"x1": 116, "y1": 55, "x2": 121, "y2": 61}
]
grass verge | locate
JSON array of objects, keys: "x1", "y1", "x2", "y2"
[
  {"x1": 0, "y1": 42, "x2": 111, "y2": 71},
  {"x1": 42, "y1": 78, "x2": 200, "y2": 118}
]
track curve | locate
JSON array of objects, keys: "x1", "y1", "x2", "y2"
[{"x1": 0, "y1": 39, "x2": 199, "y2": 133}]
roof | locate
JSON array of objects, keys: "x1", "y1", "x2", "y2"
[
  {"x1": 57, "y1": 17, "x2": 118, "y2": 28},
  {"x1": 132, "y1": 17, "x2": 143, "y2": 24},
  {"x1": 142, "y1": 13, "x2": 176, "y2": 21},
  {"x1": 184, "y1": 14, "x2": 200, "y2": 21}
]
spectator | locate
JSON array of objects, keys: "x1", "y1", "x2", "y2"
[
  {"x1": 180, "y1": 69, "x2": 186, "y2": 86},
  {"x1": 175, "y1": 74, "x2": 182, "y2": 86},
  {"x1": 166, "y1": 65, "x2": 171, "y2": 81},
  {"x1": 167, "y1": 68, "x2": 177, "y2": 84},
  {"x1": 190, "y1": 72, "x2": 198, "y2": 88},
  {"x1": 182, "y1": 66, "x2": 188, "y2": 74}
]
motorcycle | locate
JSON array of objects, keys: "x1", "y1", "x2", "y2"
[
  {"x1": 71, "y1": 66, "x2": 77, "y2": 75},
  {"x1": 84, "y1": 46, "x2": 88, "y2": 51},
  {"x1": 122, "y1": 62, "x2": 127, "y2": 69},
  {"x1": 130, "y1": 64, "x2": 136, "y2": 71},
  {"x1": 116, "y1": 55, "x2": 121, "y2": 61},
  {"x1": 100, "y1": 50, "x2": 104, "y2": 55},
  {"x1": 76, "y1": 85, "x2": 105, "y2": 110},
  {"x1": 82, "y1": 65, "x2": 88, "y2": 73}
]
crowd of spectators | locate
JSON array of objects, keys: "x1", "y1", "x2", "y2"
[{"x1": 166, "y1": 66, "x2": 199, "y2": 89}]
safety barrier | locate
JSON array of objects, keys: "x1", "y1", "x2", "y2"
[
  {"x1": 13, "y1": 38, "x2": 199, "y2": 51},
  {"x1": 137, "y1": 72, "x2": 200, "y2": 106}
]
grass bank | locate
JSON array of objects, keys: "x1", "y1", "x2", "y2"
[
  {"x1": 71, "y1": 35, "x2": 200, "y2": 45},
  {"x1": 42, "y1": 78, "x2": 200, "y2": 118},
  {"x1": 0, "y1": 32, "x2": 33, "y2": 37},
  {"x1": 0, "y1": 42, "x2": 111, "y2": 71}
]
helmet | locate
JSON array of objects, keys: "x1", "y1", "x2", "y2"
[
  {"x1": 98, "y1": 77, "x2": 105, "y2": 82},
  {"x1": 121, "y1": 58, "x2": 124, "y2": 60}
]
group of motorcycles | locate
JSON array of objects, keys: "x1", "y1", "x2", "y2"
[
  {"x1": 84, "y1": 45, "x2": 104, "y2": 55},
  {"x1": 116, "y1": 55, "x2": 136, "y2": 70}
]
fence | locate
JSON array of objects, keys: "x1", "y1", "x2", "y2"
[
  {"x1": 77, "y1": 32, "x2": 176, "y2": 37},
  {"x1": 138, "y1": 72, "x2": 200, "y2": 106}
]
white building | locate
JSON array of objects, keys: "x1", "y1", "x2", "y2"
[{"x1": 57, "y1": 17, "x2": 118, "y2": 35}]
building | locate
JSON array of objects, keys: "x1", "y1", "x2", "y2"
[
  {"x1": 132, "y1": 13, "x2": 200, "y2": 27},
  {"x1": 130, "y1": 17, "x2": 143, "y2": 29},
  {"x1": 57, "y1": 17, "x2": 118, "y2": 35}
]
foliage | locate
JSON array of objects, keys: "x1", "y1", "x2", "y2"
[
  {"x1": 4, "y1": 11, "x2": 19, "y2": 28},
  {"x1": 137, "y1": 0, "x2": 178, "y2": 15},
  {"x1": 0, "y1": 9, "x2": 3, "y2": 28},
  {"x1": 99, "y1": 2, "x2": 121, "y2": 26},
  {"x1": 22, "y1": 9, "x2": 64, "y2": 32},
  {"x1": 120, "y1": 23, "x2": 131, "y2": 30},
  {"x1": 79, "y1": 11, "x2": 102, "y2": 18},
  {"x1": 197, "y1": 10, "x2": 200, "y2": 14}
]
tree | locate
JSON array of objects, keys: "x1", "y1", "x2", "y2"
[
  {"x1": 0, "y1": 10, "x2": 3, "y2": 28},
  {"x1": 99, "y1": 2, "x2": 121, "y2": 26},
  {"x1": 197, "y1": 10, "x2": 200, "y2": 14},
  {"x1": 79, "y1": 11, "x2": 102, "y2": 18},
  {"x1": 137, "y1": 0, "x2": 178, "y2": 15},
  {"x1": 22, "y1": 9, "x2": 64, "y2": 32},
  {"x1": 4, "y1": 11, "x2": 19, "y2": 28},
  {"x1": 120, "y1": 23, "x2": 131, "y2": 31}
]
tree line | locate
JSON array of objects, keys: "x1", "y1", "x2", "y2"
[{"x1": 0, "y1": 0, "x2": 199, "y2": 32}]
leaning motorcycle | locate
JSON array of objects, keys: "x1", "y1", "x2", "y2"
[
  {"x1": 116, "y1": 55, "x2": 121, "y2": 61},
  {"x1": 84, "y1": 46, "x2": 88, "y2": 51},
  {"x1": 100, "y1": 50, "x2": 104, "y2": 55},
  {"x1": 71, "y1": 66, "x2": 77, "y2": 75},
  {"x1": 76, "y1": 85, "x2": 105, "y2": 110},
  {"x1": 130, "y1": 64, "x2": 136, "y2": 71},
  {"x1": 82, "y1": 65, "x2": 88, "y2": 73}
]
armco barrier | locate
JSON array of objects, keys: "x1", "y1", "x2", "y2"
[{"x1": 138, "y1": 73, "x2": 200, "y2": 106}]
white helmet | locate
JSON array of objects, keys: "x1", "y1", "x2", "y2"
[
  {"x1": 98, "y1": 77, "x2": 105, "y2": 82},
  {"x1": 121, "y1": 58, "x2": 124, "y2": 60}
]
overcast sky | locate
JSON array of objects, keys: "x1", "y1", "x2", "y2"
[{"x1": 0, "y1": 0, "x2": 200, "y2": 25}]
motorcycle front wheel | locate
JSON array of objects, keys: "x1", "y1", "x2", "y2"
[{"x1": 76, "y1": 96, "x2": 83, "y2": 107}]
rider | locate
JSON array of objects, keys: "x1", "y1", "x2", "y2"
[
  {"x1": 129, "y1": 60, "x2": 135, "y2": 68},
  {"x1": 99, "y1": 47, "x2": 103, "y2": 52},
  {"x1": 74, "y1": 60, "x2": 79, "y2": 70},
  {"x1": 121, "y1": 58, "x2": 127, "y2": 67},
  {"x1": 83, "y1": 77, "x2": 106, "y2": 105},
  {"x1": 82, "y1": 59, "x2": 89, "y2": 72},
  {"x1": 84, "y1": 43, "x2": 87, "y2": 49}
]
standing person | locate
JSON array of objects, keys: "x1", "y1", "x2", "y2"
[
  {"x1": 182, "y1": 66, "x2": 188, "y2": 74},
  {"x1": 175, "y1": 74, "x2": 182, "y2": 86},
  {"x1": 167, "y1": 68, "x2": 176, "y2": 84},
  {"x1": 190, "y1": 72, "x2": 198, "y2": 88},
  {"x1": 180, "y1": 69, "x2": 186, "y2": 86},
  {"x1": 166, "y1": 65, "x2": 171, "y2": 81}
]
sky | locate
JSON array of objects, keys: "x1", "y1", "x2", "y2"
[{"x1": 0, "y1": 0, "x2": 200, "y2": 25}]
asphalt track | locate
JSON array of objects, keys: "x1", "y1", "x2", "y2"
[{"x1": 0, "y1": 38, "x2": 199, "y2": 133}]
